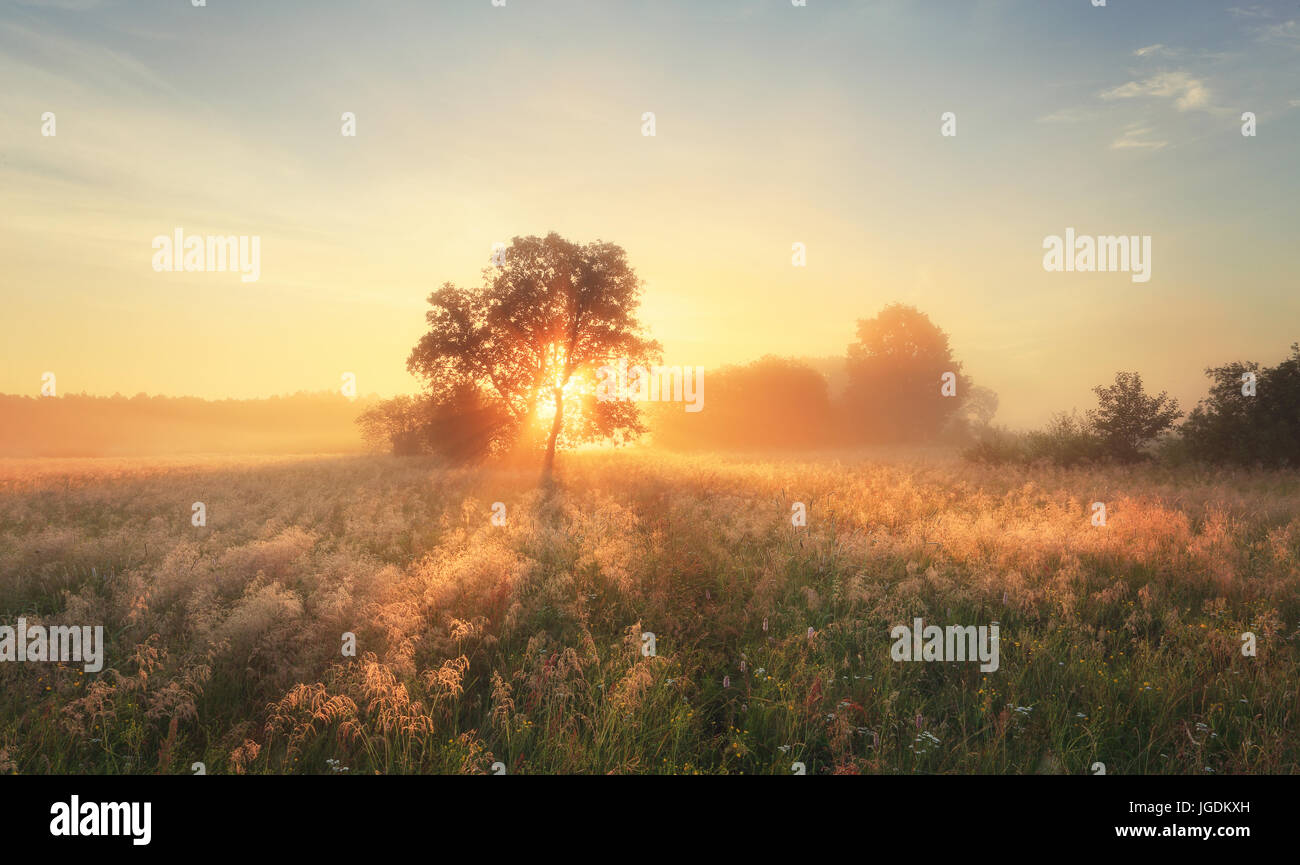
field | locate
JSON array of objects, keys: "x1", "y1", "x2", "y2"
[{"x1": 1, "y1": 450, "x2": 1298, "y2": 775}]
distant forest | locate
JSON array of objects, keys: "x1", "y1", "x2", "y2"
[{"x1": 0, "y1": 392, "x2": 374, "y2": 457}]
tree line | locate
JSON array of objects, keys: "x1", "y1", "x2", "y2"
[
  {"x1": 363, "y1": 232, "x2": 1297, "y2": 473},
  {"x1": 967, "y1": 345, "x2": 1300, "y2": 469}
]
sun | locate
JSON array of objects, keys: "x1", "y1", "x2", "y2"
[{"x1": 531, "y1": 347, "x2": 592, "y2": 431}]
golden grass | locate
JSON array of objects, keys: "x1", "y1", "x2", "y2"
[{"x1": 1, "y1": 449, "x2": 1297, "y2": 774}]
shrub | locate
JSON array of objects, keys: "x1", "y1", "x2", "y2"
[
  {"x1": 1024, "y1": 411, "x2": 1106, "y2": 466},
  {"x1": 960, "y1": 427, "x2": 1026, "y2": 464},
  {"x1": 1181, "y1": 343, "x2": 1300, "y2": 468},
  {"x1": 1087, "y1": 371, "x2": 1182, "y2": 462}
]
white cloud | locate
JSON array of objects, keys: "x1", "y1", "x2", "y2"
[
  {"x1": 1110, "y1": 125, "x2": 1168, "y2": 151},
  {"x1": 1228, "y1": 5, "x2": 1273, "y2": 19},
  {"x1": 1100, "y1": 70, "x2": 1212, "y2": 111},
  {"x1": 1134, "y1": 44, "x2": 1177, "y2": 57},
  {"x1": 1261, "y1": 20, "x2": 1300, "y2": 46}
]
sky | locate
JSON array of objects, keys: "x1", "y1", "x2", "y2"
[{"x1": 2, "y1": 0, "x2": 1298, "y2": 428}]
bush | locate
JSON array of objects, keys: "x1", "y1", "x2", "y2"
[
  {"x1": 960, "y1": 427, "x2": 1026, "y2": 464},
  {"x1": 1151, "y1": 432, "x2": 1194, "y2": 467},
  {"x1": 963, "y1": 412, "x2": 1105, "y2": 466},
  {"x1": 356, "y1": 388, "x2": 509, "y2": 461},
  {"x1": 1181, "y1": 343, "x2": 1300, "y2": 468},
  {"x1": 1087, "y1": 372, "x2": 1182, "y2": 462},
  {"x1": 964, "y1": 372, "x2": 1183, "y2": 467},
  {"x1": 1024, "y1": 411, "x2": 1107, "y2": 466}
]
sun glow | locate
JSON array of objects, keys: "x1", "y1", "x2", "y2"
[
  {"x1": 531, "y1": 345, "x2": 592, "y2": 430},
  {"x1": 533, "y1": 379, "x2": 586, "y2": 422}
]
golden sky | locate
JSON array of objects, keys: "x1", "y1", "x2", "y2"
[{"x1": 2, "y1": 0, "x2": 1298, "y2": 427}]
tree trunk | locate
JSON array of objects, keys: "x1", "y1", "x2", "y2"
[{"x1": 540, "y1": 386, "x2": 564, "y2": 484}]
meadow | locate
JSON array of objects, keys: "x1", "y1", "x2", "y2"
[{"x1": 1, "y1": 450, "x2": 1297, "y2": 775}]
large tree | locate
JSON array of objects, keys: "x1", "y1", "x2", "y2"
[
  {"x1": 840, "y1": 304, "x2": 970, "y2": 442},
  {"x1": 406, "y1": 232, "x2": 661, "y2": 480},
  {"x1": 1181, "y1": 343, "x2": 1300, "y2": 467}
]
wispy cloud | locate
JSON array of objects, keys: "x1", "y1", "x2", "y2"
[
  {"x1": 1133, "y1": 43, "x2": 1177, "y2": 57},
  {"x1": 0, "y1": 20, "x2": 180, "y2": 101},
  {"x1": 1110, "y1": 124, "x2": 1168, "y2": 151},
  {"x1": 1228, "y1": 5, "x2": 1274, "y2": 19},
  {"x1": 1260, "y1": 19, "x2": 1300, "y2": 47},
  {"x1": 1100, "y1": 70, "x2": 1213, "y2": 111}
]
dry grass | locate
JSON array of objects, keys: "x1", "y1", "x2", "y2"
[{"x1": 1, "y1": 449, "x2": 1297, "y2": 774}]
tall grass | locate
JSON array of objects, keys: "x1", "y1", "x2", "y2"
[{"x1": 0, "y1": 450, "x2": 1297, "y2": 774}]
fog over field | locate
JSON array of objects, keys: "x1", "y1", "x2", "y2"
[{"x1": 2, "y1": 450, "x2": 1297, "y2": 776}]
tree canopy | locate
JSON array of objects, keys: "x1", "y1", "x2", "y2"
[
  {"x1": 1087, "y1": 371, "x2": 1182, "y2": 462},
  {"x1": 1182, "y1": 343, "x2": 1300, "y2": 468},
  {"x1": 406, "y1": 232, "x2": 661, "y2": 478},
  {"x1": 840, "y1": 304, "x2": 970, "y2": 441}
]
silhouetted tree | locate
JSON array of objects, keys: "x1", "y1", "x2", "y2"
[
  {"x1": 406, "y1": 233, "x2": 661, "y2": 480},
  {"x1": 941, "y1": 383, "x2": 999, "y2": 441},
  {"x1": 1087, "y1": 371, "x2": 1181, "y2": 461},
  {"x1": 1182, "y1": 343, "x2": 1300, "y2": 467},
  {"x1": 840, "y1": 304, "x2": 969, "y2": 442},
  {"x1": 356, "y1": 395, "x2": 428, "y2": 456},
  {"x1": 356, "y1": 387, "x2": 509, "y2": 460}
]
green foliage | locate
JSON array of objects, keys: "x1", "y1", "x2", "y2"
[
  {"x1": 405, "y1": 233, "x2": 661, "y2": 475},
  {"x1": 357, "y1": 389, "x2": 508, "y2": 461},
  {"x1": 1024, "y1": 411, "x2": 1107, "y2": 466},
  {"x1": 1182, "y1": 344, "x2": 1300, "y2": 468},
  {"x1": 3, "y1": 453, "x2": 1298, "y2": 775},
  {"x1": 1087, "y1": 372, "x2": 1182, "y2": 462},
  {"x1": 964, "y1": 413, "x2": 1105, "y2": 466},
  {"x1": 966, "y1": 373, "x2": 1181, "y2": 467}
]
